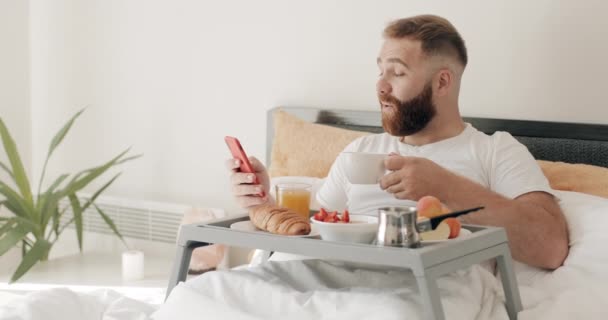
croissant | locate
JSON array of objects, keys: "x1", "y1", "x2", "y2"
[{"x1": 249, "y1": 204, "x2": 311, "y2": 236}]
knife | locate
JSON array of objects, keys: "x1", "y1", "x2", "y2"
[{"x1": 417, "y1": 206, "x2": 485, "y2": 231}]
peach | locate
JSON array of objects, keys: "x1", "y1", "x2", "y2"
[
  {"x1": 441, "y1": 203, "x2": 451, "y2": 214},
  {"x1": 417, "y1": 195, "x2": 443, "y2": 218}
]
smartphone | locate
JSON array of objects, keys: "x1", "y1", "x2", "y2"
[{"x1": 224, "y1": 136, "x2": 261, "y2": 186}]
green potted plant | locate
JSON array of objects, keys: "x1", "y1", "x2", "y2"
[{"x1": 0, "y1": 108, "x2": 140, "y2": 283}]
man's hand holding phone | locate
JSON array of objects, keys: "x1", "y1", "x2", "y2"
[
  {"x1": 224, "y1": 136, "x2": 271, "y2": 209},
  {"x1": 225, "y1": 156, "x2": 271, "y2": 208}
]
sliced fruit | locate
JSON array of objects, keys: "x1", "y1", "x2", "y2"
[
  {"x1": 420, "y1": 223, "x2": 450, "y2": 241},
  {"x1": 443, "y1": 218, "x2": 461, "y2": 239}
]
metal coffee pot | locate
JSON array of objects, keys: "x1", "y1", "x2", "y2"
[{"x1": 375, "y1": 206, "x2": 422, "y2": 248}]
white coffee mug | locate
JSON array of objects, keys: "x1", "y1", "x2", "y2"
[{"x1": 341, "y1": 152, "x2": 388, "y2": 184}]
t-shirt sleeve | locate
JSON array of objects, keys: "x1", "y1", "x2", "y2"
[
  {"x1": 489, "y1": 132, "x2": 555, "y2": 199},
  {"x1": 316, "y1": 139, "x2": 361, "y2": 211}
]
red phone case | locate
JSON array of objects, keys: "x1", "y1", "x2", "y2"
[{"x1": 224, "y1": 136, "x2": 261, "y2": 186}]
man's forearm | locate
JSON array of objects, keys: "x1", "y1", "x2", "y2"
[{"x1": 438, "y1": 172, "x2": 569, "y2": 269}]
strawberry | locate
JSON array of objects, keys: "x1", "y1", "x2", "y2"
[
  {"x1": 323, "y1": 216, "x2": 338, "y2": 223},
  {"x1": 342, "y1": 210, "x2": 350, "y2": 223},
  {"x1": 313, "y1": 208, "x2": 328, "y2": 221}
]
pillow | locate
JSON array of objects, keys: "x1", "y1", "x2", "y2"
[
  {"x1": 268, "y1": 109, "x2": 370, "y2": 178},
  {"x1": 514, "y1": 190, "x2": 608, "y2": 288},
  {"x1": 538, "y1": 160, "x2": 608, "y2": 199}
]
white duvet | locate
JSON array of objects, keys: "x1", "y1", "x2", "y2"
[{"x1": 2, "y1": 191, "x2": 608, "y2": 320}]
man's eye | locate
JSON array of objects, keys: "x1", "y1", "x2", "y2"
[{"x1": 395, "y1": 72, "x2": 405, "y2": 77}]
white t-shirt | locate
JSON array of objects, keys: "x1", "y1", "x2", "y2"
[{"x1": 316, "y1": 123, "x2": 554, "y2": 215}]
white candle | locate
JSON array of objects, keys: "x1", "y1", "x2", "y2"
[{"x1": 122, "y1": 250, "x2": 145, "y2": 281}]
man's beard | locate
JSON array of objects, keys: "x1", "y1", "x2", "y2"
[{"x1": 380, "y1": 83, "x2": 436, "y2": 136}]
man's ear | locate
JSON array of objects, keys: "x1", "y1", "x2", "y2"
[{"x1": 434, "y1": 69, "x2": 452, "y2": 97}]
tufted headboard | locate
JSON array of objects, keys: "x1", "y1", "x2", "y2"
[{"x1": 267, "y1": 106, "x2": 608, "y2": 168}]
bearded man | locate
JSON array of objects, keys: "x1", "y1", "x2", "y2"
[{"x1": 226, "y1": 15, "x2": 569, "y2": 269}]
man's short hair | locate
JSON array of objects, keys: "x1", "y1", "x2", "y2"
[{"x1": 384, "y1": 15, "x2": 468, "y2": 67}]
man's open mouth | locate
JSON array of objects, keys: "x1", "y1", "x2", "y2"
[{"x1": 381, "y1": 102, "x2": 395, "y2": 110}]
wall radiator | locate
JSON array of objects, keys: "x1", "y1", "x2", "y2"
[{"x1": 60, "y1": 195, "x2": 189, "y2": 244}]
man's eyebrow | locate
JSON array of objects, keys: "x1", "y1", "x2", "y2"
[{"x1": 377, "y1": 57, "x2": 410, "y2": 69}]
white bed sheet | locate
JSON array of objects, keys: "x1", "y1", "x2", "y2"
[{"x1": 0, "y1": 288, "x2": 159, "y2": 320}]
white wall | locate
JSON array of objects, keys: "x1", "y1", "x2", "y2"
[
  {"x1": 29, "y1": 0, "x2": 608, "y2": 211},
  {"x1": 0, "y1": 0, "x2": 31, "y2": 180}
]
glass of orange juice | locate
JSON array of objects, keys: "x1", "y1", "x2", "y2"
[{"x1": 275, "y1": 183, "x2": 311, "y2": 219}]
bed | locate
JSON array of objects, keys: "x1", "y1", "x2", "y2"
[{"x1": 3, "y1": 107, "x2": 608, "y2": 320}]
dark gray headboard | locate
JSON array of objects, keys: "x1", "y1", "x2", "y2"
[{"x1": 267, "y1": 107, "x2": 608, "y2": 168}]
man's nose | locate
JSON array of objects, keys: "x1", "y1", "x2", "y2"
[{"x1": 377, "y1": 78, "x2": 391, "y2": 96}]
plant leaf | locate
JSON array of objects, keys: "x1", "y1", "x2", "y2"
[
  {"x1": 51, "y1": 206, "x2": 61, "y2": 238},
  {"x1": 0, "y1": 218, "x2": 16, "y2": 237},
  {"x1": 0, "y1": 160, "x2": 14, "y2": 180},
  {"x1": 0, "y1": 223, "x2": 29, "y2": 256},
  {"x1": 37, "y1": 108, "x2": 86, "y2": 198},
  {"x1": 0, "y1": 118, "x2": 33, "y2": 206},
  {"x1": 38, "y1": 173, "x2": 70, "y2": 229},
  {"x1": 68, "y1": 194, "x2": 84, "y2": 251},
  {"x1": 10, "y1": 239, "x2": 51, "y2": 283},
  {"x1": 47, "y1": 109, "x2": 86, "y2": 163},
  {"x1": 114, "y1": 154, "x2": 142, "y2": 165},
  {"x1": 45, "y1": 173, "x2": 70, "y2": 194},
  {"x1": 81, "y1": 173, "x2": 121, "y2": 213},
  {"x1": 94, "y1": 204, "x2": 127, "y2": 248},
  {"x1": 59, "y1": 148, "x2": 132, "y2": 197},
  {"x1": 0, "y1": 199, "x2": 7, "y2": 213},
  {"x1": 38, "y1": 193, "x2": 61, "y2": 238},
  {"x1": 0, "y1": 182, "x2": 35, "y2": 219},
  {"x1": 12, "y1": 216, "x2": 41, "y2": 233}
]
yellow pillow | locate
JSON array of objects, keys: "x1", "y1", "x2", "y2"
[
  {"x1": 537, "y1": 160, "x2": 608, "y2": 199},
  {"x1": 268, "y1": 109, "x2": 370, "y2": 178}
]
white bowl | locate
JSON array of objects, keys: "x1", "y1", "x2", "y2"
[{"x1": 310, "y1": 215, "x2": 378, "y2": 244}]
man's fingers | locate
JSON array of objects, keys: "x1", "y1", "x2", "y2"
[
  {"x1": 232, "y1": 184, "x2": 264, "y2": 197},
  {"x1": 385, "y1": 183, "x2": 404, "y2": 195},
  {"x1": 249, "y1": 156, "x2": 266, "y2": 173},
  {"x1": 237, "y1": 195, "x2": 268, "y2": 208},
  {"x1": 394, "y1": 191, "x2": 409, "y2": 200},
  {"x1": 379, "y1": 171, "x2": 402, "y2": 190},
  {"x1": 225, "y1": 158, "x2": 241, "y2": 171},
  {"x1": 384, "y1": 155, "x2": 420, "y2": 171},
  {"x1": 384, "y1": 155, "x2": 405, "y2": 171},
  {"x1": 230, "y1": 172, "x2": 258, "y2": 185}
]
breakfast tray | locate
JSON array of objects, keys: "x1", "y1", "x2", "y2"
[{"x1": 166, "y1": 213, "x2": 522, "y2": 320}]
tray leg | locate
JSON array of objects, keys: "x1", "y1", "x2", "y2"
[
  {"x1": 166, "y1": 243, "x2": 194, "y2": 300},
  {"x1": 496, "y1": 244, "x2": 522, "y2": 320},
  {"x1": 416, "y1": 274, "x2": 445, "y2": 320}
]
